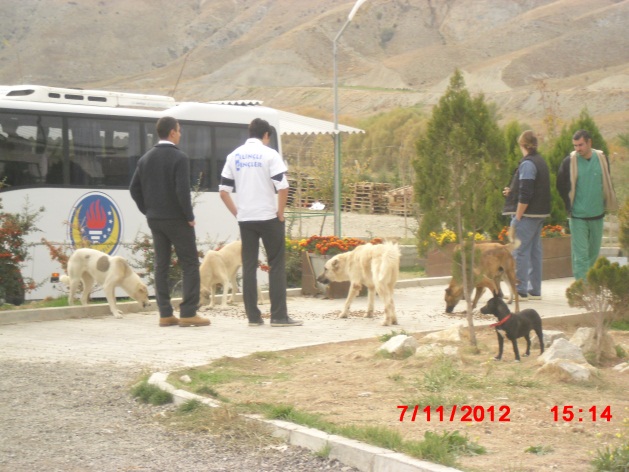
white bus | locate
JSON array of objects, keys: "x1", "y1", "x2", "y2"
[{"x1": 0, "y1": 85, "x2": 360, "y2": 302}]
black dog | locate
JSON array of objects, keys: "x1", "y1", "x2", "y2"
[{"x1": 480, "y1": 294, "x2": 544, "y2": 361}]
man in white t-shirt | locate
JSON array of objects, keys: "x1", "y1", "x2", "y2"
[{"x1": 219, "y1": 118, "x2": 302, "y2": 327}]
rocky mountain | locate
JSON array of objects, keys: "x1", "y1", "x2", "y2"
[{"x1": 1, "y1": 0, "x2": 627, "y2": 135}]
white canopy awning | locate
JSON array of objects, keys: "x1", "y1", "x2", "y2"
[
  {"x1": 276, "y1": 110, "x2": 364, "y2": 136},
  {"x1": 208, "y1": 100, "x2": 364, "y2": 136}
]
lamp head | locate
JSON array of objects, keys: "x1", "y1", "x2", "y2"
[{"x1": 348, "y1": 0, "x2": 368, "y2": 21}]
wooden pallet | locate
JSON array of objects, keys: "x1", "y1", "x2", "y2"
[{"x1": 386, "y1": 185, "x2": 414, "y2": 217}]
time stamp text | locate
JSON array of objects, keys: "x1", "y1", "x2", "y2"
[{"x1": 397, "y1": 405, "x2": 613, "y2": 423}]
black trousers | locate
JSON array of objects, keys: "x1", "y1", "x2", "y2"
[
  {"x1": 147, "y1": 218, "x2": 200, "y2": 318},
  {"x1": 239, "y1": 218, "x2": 287, "y2": 322}
]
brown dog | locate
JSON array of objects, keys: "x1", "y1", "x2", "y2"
[{"x1": 444, "y1": 241, "x2": 519, "y2": 314}]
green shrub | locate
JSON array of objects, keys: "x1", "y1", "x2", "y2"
[{"x1": 131, "y1": 381, "x2": 173, "y2": 405}]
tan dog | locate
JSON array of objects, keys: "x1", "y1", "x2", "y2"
[
  {"x1": 61, "y1": 248, "x2": 150, "y2": 318},
  {"x1": 317, "y1": 242, "x2": 401, "y2": 326},
  {"x1": 199, "y1": 240, "x2": 243, "y2": 308},
  {"x1": 444, "y1": 241, "x2": 519, "y2": 314}
]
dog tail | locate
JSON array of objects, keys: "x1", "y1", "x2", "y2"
[
  {"x1": 507, "y1": 226, "x2": 521, "y2": 251},
  {"x1": 59, "y1": 274, "x2": 70, "y2": 286}
]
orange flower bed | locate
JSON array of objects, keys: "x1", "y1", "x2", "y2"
[{"x1": 298, "y1": 236, "x2": 383, "y2": 256}]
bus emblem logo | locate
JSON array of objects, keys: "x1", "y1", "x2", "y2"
[{"x1": 68, "y1": 192, "x2": 123, "y2": 255}]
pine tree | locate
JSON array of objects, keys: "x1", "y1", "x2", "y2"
[
  {"x1": 412, "y1": 70, "x2": 507, "y2": 346},
  {"x1": 413, "y1": 70, "x2": 507, "y2": 246}
]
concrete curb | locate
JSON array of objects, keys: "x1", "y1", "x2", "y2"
[{"x1": 148, "y1": 372, "x2": 462, "y2": 472}]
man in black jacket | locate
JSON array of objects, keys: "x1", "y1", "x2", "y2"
[
  {"x1": 130, "y1": 116, "x2": 209, "y2": 327},
  {"x1": 502, "y1": 130, "x2": 551, "y2": 301}
]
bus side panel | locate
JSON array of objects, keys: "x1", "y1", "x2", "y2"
[{"x1": 3, "y1": 188, "x2": 240, "y2": 300}]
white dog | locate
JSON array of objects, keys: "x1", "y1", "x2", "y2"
[
  {"x1": 61, "y1": 248, "x2": 150, "y2": 318},
  {"x1": 200, "y1": 240, "x2": 243, "y2": 308},
  {"x1": 317, "y1": 242, "x2": 401, "y2": 326},
  {"x1": 199, "y1": 240, "x2": 266, "y2": 308}
]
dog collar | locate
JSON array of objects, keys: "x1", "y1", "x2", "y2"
[{"x1": 490, "y1": 314, "x2": 512, "y2": 327}]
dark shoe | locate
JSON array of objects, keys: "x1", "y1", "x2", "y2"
[
  {"x1": 517, "y1": 292, "x2": 529, "y2": 301},
  {"x1": 248, "y1": 319, "x2": 265, "y2": 326},
  {"x1": 527, "y1": 293, "x2": 542, "y2": 300},
  {"x1": 179, "y1": 315, "x2": 211, "y2": 327},
  {"x1": 270, "y1": 317, "x2": 303, "y2": 327},
  {"x1": 159, "y1": 316, "x2": 179, "y2": 327}
]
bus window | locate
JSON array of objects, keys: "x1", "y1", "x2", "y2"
[
  {"x1": 179, "y1": 124, "x2": 212, "y2": 190},
  {"x1": 68, "y1": 118, "x2": 105, "y2": 186},
  {"x1": 0, "y1": 113, "x2": 58, "y2": 187},
  {"x1": 66, "y1": 117, "x2": 145, "y2": 188},
  {"x1": 213, "y1": 125, "x2": 249, "y2": 190},
  {"x1": 99, "y1": 120, "x2": 142, "y2": 187}
]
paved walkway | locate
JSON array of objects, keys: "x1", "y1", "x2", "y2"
[{"x1": 0, "y1": 277, "x2": 587, "y2": 370}]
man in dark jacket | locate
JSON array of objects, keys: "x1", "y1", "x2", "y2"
[
  {"x1": 502, "y1": 130, "x2": 551, "y2": 301},
  {"x1": 130, "y1": 116, "x2": 209, "y2": 327}
]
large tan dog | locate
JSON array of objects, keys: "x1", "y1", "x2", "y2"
[
  {"x1": 317, "y1": 242, "x2": 401, "y2": 326},
  {"x1": 444, "y1": 241, "x2": 519, "y2": 314},
  {"x1": 61, "y1": 248, "x2": 150, "y2": 318},
  {"x1": 199, "y1": 240, "x2": 243, "y2": 308}
]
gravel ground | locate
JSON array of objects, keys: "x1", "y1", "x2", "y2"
[{"x1": 0, "y1": 360, "x2": 357, "y2": 472}]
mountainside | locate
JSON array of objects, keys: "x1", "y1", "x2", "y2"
[{"x1": 1, "y1": 0, "x2": 627, "y2": 135}]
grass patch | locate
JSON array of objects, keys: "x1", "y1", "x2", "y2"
[
  {"x1": 316, "y1": 443, "x2": 331, "y2": 459},
  {"x1": 524, "y1": 444, "x2": 554, "y2": 455},
  {"x1": 592, "y1": 443, "x2": 629, "y2": 471},
  {"x1": 422, "y1": 357, "x2": 485, "y2": 391},
  {"x1": 251, "y1": 403, "x2": 333, "y2": 432},
  {"x1": 194, "y1": 385, "x2": 230, "y2": 402},
  {"x1": 375, "y1": 347, "x2": 415, "y2": 360},
  {"x1": 131, "y1": 380, "x2": 173, "y2": 405},
  {"x1": 177, "y1": 399, "x2": 203, "y2": 413},
  {"x1": 402, "y1": 430, "x2": 486, "y2": 468},
  {"x1": 611, "y1": 320, "x2": 629, "y2": 331},
  {"x1": 399, "y1": 265, "x2": 425, "y2": 279},
  {"x1": 0, "y1": 295, "x2": 138, "y2": 311},
  {"x1": 505, "y1": 376, "x2": 541, "y2": 388},
  {"x1": 165, "y1": 402, "x2": 275, "y2": 446},
  {"x1": 336, "y1": 424, "x2": 404, "y2": 451},
  {"x1": 243, "y1": 402, "x2": 485, "y2": 468},
  {"x1": 0, "y1": 296, "x2": 70, "y2": 311},
  {"x1": 378, "y1": 329, "x2": 409, "y2": 343}
]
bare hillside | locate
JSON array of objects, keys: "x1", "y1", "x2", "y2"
[{"x1": 0, "y1": 0, "x2": 627, "y2": 134}]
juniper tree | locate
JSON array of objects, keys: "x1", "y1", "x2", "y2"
[{"x1": 413, "y1": 70, "x2": 507, "y2": 345}]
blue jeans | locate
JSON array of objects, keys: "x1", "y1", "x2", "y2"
[{"x1": 511, "y1": 216, "x2": 544, "y2": 296}]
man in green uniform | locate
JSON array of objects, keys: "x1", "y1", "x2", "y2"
[{"x1": 556, "y1": 129, "x2": 618, "y2": 280}]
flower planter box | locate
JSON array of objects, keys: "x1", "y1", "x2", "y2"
[
  {"x1": 300, "y1": 252, "x2": 352, "y2": 299},
  {"x1": 426, "y1": 237, "x2": 573, "y2": 280},
  {"x1": 541, "y1": 236, "x2": 572, "y2": 279},
  {"x1": 425, "y1": 244, "x2": 457, "y2": 278}
]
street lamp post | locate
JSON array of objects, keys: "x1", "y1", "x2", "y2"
[{"x1": 333, "y1": 0, "x2": 368, "y2": 236}]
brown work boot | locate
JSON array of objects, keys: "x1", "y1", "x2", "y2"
[
  {"x1": 159, "y1": 316, "x2": 179, "y2": 327},
  {"x1": 179, "y1": 315, "x2": 211, "y2": 327}
]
